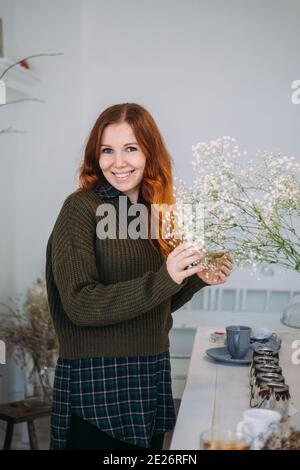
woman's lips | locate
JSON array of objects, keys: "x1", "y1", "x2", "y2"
[{"x1": 112, "y1": 170, "x2": 135, "y2": 181}]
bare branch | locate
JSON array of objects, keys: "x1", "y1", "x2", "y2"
[
  {"x1": 0, "y1": 52, "x2": 64, "y2": 80},
  {"x1": 0, "y1": 126, "x2": 28, "y2": 135}
]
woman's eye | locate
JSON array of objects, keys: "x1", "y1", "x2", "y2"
[{"x1": 101, "y1": 146, "x2": 137, "y2": 154}]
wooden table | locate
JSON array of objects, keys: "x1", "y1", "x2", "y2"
[
  {"x1": 0, "y1": 400, "x2": 52, "y2": 450},
  {"x1": 170, "y1": 326, "x2": 300, "y2": 450}
]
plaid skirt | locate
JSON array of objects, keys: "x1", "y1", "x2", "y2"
[{"x1": 50, "y1": 350, "x2": 177, "y2": 449}]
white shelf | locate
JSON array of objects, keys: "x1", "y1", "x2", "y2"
[{"x1": 0, "y1": 58, "x2": 40, "y2": 95}]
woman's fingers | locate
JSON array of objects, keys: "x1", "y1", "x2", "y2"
[
  {"x1": 177, "y1": 246, "x2": 205, "y2": 260},
  {"x1": 178, "y1": 253, "x2": 204, "y2": 270},
  {"x1": 213, "y1": 258, "x2": 233, "y2": 272},
  {"x1": 210, "y1": 271, "x2": 227, "y2": 284},
  {"x1": 173, "y1": 241, "x2": 205, "y2": 258},
  {"x1": 222, "y1": 253, "x2": 234, "y2": 264},
  {"x1": 167, "y1": 241, "x2": 205, "y2": 284},
  {"x1": 219, "y1": 265, "x2": 231, "y2": 276},
  {"x1": 168, "y1": 244, "x2": 232, "y2": 285},
  {"x1": 171, "y1": 241, "x2": 192, "y2": 258},
  {"x1": 210, "y1": 260, "x2": 232, "y2": 277},
  {"x1": 217, "y1": 272, "x2": 227, "y2": 283},
  {"x1": 181, "y1": 263, "x2": 203, "y2": 279},
  {"x1": 219, "y1": 259, "x2": 233, "y2": 269},
  {"x1": 211, "y1": 252, "x2": 233, "y2": 264}
]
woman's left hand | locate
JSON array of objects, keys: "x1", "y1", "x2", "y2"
[{"x1": 196, "y1": 252, "x2": 234, "y2": 285}]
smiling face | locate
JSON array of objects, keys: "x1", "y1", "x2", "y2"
[{"x1": 99, "y1": 122, "x2": 147, "y2": 203}]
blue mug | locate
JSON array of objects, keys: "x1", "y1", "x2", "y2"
[{"x1": 226, "y1": 325, "x2": 251, "y2": 359}]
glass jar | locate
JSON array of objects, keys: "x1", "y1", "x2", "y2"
[
  {"x1": 250, "y1": 364, "x2": 282, "y2": 388},
  {"x1": 281, "y1": 295, "x2": 300, "y2": 329},
  {"x1": 255, "y1": 383, "x2": 290, "y2": 418},
  {"x1": 200, "y1": 428, "x2": 253, "y2": 450},
  {"x1": 251, "y1": 373, "x2": 285, "y2": 408},
  {"x1": 253, "y1": 346, "x2": 280, "y2": 360},
  {"x1": 24, "y1": 365, "x2": 53, "y2": 408},
  {"x1": 249, "y1": 356, "x2": 279, "y2": 379}
]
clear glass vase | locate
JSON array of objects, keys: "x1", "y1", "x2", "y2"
[
  {"x1": 281, "y1": 295, "x2": 300, "y2": 329},
  {"x1": 24, "y1": 362, "x2": 53, "y2": 408}
]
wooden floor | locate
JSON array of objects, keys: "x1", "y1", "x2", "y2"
[{"x1": 0, "y1": 399, "x2": 181, "y2": 450}]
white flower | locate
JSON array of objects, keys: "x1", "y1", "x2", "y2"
[{"x1": 165, "y1": 137, "x2": 300, "y2": 272}]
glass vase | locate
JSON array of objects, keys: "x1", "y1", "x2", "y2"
[{"x1": 24, "y1": 363, "x2": 53, "y2": 408}]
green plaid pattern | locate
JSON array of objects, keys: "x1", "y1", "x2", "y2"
[
  {"x1": 50, "y1": 351, "x2": 176, "y2": 449},
  {"x1": 93, "y1": 180, "x2": 145, "y2": 204},
  {"x1": 93, "y1": 181, "x2": 123, "y2": 199}
]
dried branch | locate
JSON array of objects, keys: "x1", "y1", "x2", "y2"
[{"x1": 0, "y1": 52, "x2": 64, "y2": 80}]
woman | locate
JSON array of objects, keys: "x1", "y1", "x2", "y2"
[{"x1": 46, "y1": 102, "x2": 233, "y2": 450}]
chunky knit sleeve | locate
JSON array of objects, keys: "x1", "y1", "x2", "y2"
[
  {"x1": 170, "y1": 275, "x2": 209, "y2": 313},
  {"x1": 50, "y1": 192, "x2": 186, "y2": 327}
]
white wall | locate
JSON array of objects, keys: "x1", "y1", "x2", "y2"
[
  {"x1": 80, "y1": 0, "x2": 300, "y2": 168},
  {"x1": 9, "y1": 0, "x2": 86, "y2": 294},
  {"x1": 0, "y1": 0, "x2": 17, "y2": 312},
  {"x1": 1, "y1": 0, "x2": 299, "y2": 292}
]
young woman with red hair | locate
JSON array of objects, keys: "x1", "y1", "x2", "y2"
[{"x1": 46, "y1": 103, "x2": 233, "y2": 450}]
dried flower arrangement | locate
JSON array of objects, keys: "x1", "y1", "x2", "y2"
[
  {"x1": 0, "y1": 277, "x2": 58, "y2": 399},
  {"x1": 261, "y1": 426, "x2": 300, "y2": 450}
]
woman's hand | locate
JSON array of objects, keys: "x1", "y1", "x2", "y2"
[
  {"x1": 166, "y1": 241, "x2": 206, "y2": 285},
  {"x1": 196, "y1": 251, "x2": 234, "y2": 285}
]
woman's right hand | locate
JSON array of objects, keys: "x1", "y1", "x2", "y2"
[{"x1": 166, "y1": 241, "x2": 206, "y2": 285}]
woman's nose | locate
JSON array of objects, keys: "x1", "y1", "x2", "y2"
[{"x1": 114, "y1": 152, "x2": 127, "y2": 167}]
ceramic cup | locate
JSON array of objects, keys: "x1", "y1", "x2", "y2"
[
  {"x1": 226, "y1": 325, "x2": 251, "y2": 359},
  {"x1": 237, "y1": 408, "x2": 281, "y2": 449}
]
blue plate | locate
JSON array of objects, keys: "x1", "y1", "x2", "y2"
[{"x1": 206, "y1": 347, "x2": 253, "y2": 365}]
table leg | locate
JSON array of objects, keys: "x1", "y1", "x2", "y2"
[
  {"x1": 3, "y1": 422, "x2": 14, "y2": 450},
  {"x1": 27, "y1": 420, "x2": 38, "y2": 450}
]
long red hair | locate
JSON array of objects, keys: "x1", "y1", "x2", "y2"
[{"x1": 76, "y1": 103, "x2": 180, "y2": 259}]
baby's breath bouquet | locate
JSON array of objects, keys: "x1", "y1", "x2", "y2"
[{"x1": 164, "y1": 137, "x2": 300, "y2": 274}]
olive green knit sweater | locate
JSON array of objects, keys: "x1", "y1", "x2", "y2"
[{"x1": 45, "y1": 186, "x2": 208, "y2": 358}]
